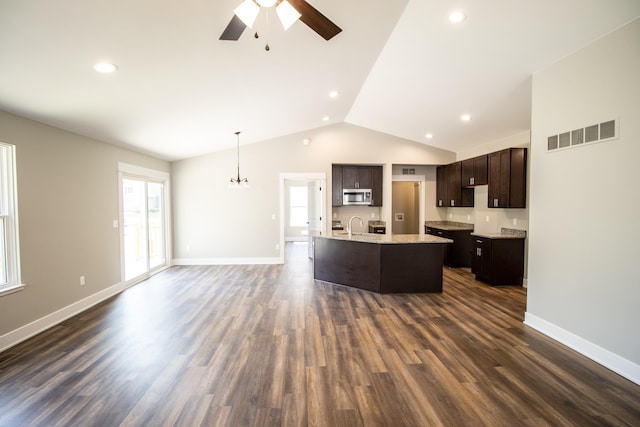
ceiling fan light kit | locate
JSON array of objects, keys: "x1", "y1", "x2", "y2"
[
  {"x1": 220, "y1": 0, "x2": 342, "y2": 45},
  {"x1": 234, "y1": 0, "x2": 260, "y2": 28},
  {"x1": 276, "y1": 1, "x2": 302, "y2": 30}
]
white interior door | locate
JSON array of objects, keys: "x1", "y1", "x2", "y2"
[{"x1": 307, "y1": 179, "x2": 324, "y2": 258}]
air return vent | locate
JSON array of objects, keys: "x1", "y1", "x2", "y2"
[{"x1": 547, "y1": 119, "x2": 618, "y2": 152}]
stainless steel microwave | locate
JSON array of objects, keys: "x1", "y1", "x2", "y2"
[{"x1": 343, "y1": 189, "x2": 372, "y2": 205}]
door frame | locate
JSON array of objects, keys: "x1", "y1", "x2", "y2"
[
  {"x1": 118, "y1": 162, "x2": 172, "y2": 287},
  {"x1": 391, "y1": 175, "x2": 426, "y2": 234},
  {"x1": 279, "y1": 172, "x2": 326, "y2": 263}
]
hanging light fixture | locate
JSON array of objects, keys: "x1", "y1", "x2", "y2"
[
  {"x1": 233, "y1": 0, "x2": 301, "y2": 32},
  {"x1": 229, "y1": 131, "x2": 249, "y2": 188}
]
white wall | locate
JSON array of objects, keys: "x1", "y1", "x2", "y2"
[
  {"x1": 171, "y1": 123, "x2": 455, "y2": 263},
  {"x1": 526, "y1": 19, "x2": 640, "y2": 382},
  {"x1": 0, "y1": 110, "x2": 169, "y2": 341}
]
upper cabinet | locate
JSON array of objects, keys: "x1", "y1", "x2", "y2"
[
  {"x1": 461, "y1": 155, "x2": 488, "y2": 187},
  {"x1": 332, "y1": 164, "x2": 383, "y2": 207},
  {"x1": 488, "y1": 148, "x2": 527, "y2": 209},
  {"x1": 436, "y1": 163, "x2": 473, "y2": 207},
  {"x1": 331, "y1": 164, "x2": 343, "y2": 207},
  {"x1": 436, "y1": 148, "x2": 527, "y2": 209},
  {"x1": 342, "y1": 166, "x2": 372, "y2": 189}
]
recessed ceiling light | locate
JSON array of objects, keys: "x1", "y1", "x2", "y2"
[
  {"x1": 93, "y1": 63, "x2": 118, "y2": 73},
  {"x1": 322, "y1": 116, "x2": 331, "y2": 121},
  {"x1": 329, "y1": 90, "x2": 339, "y2": 98},
  {"x1": 303, "y1": 138, "x2": 311, "y2": 145},
  {"x1": 449, "y1": 11, "x2": 466, "y2": 23},
  {"x1": 461, "y1": 114, "x2": 472, "y2": 121},
  {"x1": 425, "y1": 133, "x2": 433, "y2": 139}
]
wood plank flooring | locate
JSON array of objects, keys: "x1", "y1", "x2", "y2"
[{"x1": 1, "y1": 242, "x2": 639, "y2": 426}]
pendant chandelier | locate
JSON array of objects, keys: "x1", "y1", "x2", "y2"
[{"x1": 229, "y1": 131, "x2": 249, "y2": 188}]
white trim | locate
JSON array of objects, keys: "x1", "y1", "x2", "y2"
[
  {"x1": 522, "y1": 278, "x2": 528, "y2": 288},
  {"x1": 0, "y1": 281, "x2": 125, "y2": 353},
  {"x1": 173, "y1": 257, "x2": 282, "y2": 266},
  {"x1": 524, "y1": 312, "x2": 640, "y2": 386},
  {"x1": 117, "y1": 162, "x2": 170, "y2": 180},
  {"x1": 391, "y1": 174, "x2": 426, "y2": 234}
]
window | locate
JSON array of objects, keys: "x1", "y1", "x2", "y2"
[
  {"x1": 0, "y1": 142, "x2": 22, "y2": 296},
  {"x1": 289, "y1": 186, "x2": 308, "y2": 227}
]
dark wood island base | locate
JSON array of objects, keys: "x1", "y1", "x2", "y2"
[{"x1": 313, "y1": 233, "x2": 451, "y2": 293}]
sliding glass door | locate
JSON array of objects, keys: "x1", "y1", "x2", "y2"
[{"x1": 119, "y1": 164, "x2": 170, "y2": 285}]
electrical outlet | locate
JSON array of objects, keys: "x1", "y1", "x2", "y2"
[
  {"x1": 485, "y1": 216, "x2": 490, "y2": 222},
  {"x1": 271, "y1": 213, "x2": 276, "y2": 220},
  {"x1": 371, "y1": 212, "x2": 375, "y2": 218},
  {"x1": 467, "y1": 214, "x2": 471, "y2": 221},
  {"x1": 513, "y1": 218, "x2": 517, "y2": 225},
  {"x1": 80, "y1": 276, "x2": 86, "y2": 286},
  {"x1": 275, "y1": 244, "x2": 280, "y2": 250},
  {"x1": 112, "y1": 219, "x2": 119, "y2": 228}
]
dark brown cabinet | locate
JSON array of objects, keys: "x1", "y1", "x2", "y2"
[
  {"x1": 461, "y1": 155, "x2": 488, "y2": 186},
  {"x1": 436, "y1": 165, "x2": 448, "y2": 207},
  {"x1": 426, "y1": 226, "x2": 473, "y2": 268},
  {"x1": 332, "y1": 164, "x2": 383, "y2": 207},
  {"x1": 436, "y1": 163, "x2": 474, "y2": 207},
  {"x1": 488, "y1": 148, "x2": 527, "y2": 208},
  {"x1": 472, "y1": 236, "x2": 525, "y2": 286},
  {"x1": 332, "y1": 164, "x2": 343, "y2": 207},
  {"x1": 342, "y1": 166, "x2": 372, "y2": 189},
  {"x1": 370, "y1": 166, "x2": 383, "y2": 207}
]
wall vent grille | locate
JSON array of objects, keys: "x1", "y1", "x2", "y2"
[{"x1": 547, "y1": 119, "x2": 618, "y2": 152}]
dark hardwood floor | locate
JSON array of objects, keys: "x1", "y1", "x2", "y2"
[{"x1": 1, "y1": 242, "x2": 639, "y2": 426}]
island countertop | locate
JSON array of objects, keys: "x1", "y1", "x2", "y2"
[{"x1": 321, "y1": 231, "x2": 453, "y2": 245}]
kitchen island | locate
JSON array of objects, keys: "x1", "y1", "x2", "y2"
[{"x1": 313, "y1": 232, "x2": 452, "y2": 293}]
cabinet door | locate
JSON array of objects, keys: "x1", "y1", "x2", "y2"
[
  {"x1": 488, "y1": 148, "x2": 526, "y2": 208},
  {"x1": 358, "y1": 167, "x2": 372, "y2": 189},
  {"x1": 342, "y1": 166, "x2": 358, "y2": 189},
  {"x1": 332, "y1": 164, "x2": 343, "y2": 207},
  {"x1": 447, "y1": 162, "x2": 462, "y2": 207},
  {"x1": 488, "y1": 151, "x2": 504, "y2": 208},
  {"x1": 370, "y1": 166, "x2": 383, "y2": 206},
  {"x1": 472, "y1": 238, "x2": 492, "y2": 280},
  {"x1": 436, "y1": 165, "x2": 448, "y2": 207},
  {"x1": 473, "y1": 155, "x2": 488, "y2": 186},
  {"x1": 508, "y1": 149, "x2": 527, "y2": 208},
  {"x1": 461, "y1": 159, "x2": 474, "y2": 187}
]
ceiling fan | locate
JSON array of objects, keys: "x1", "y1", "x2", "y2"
[{"x1": 220, "y1": 0, "x2": 342, "y2": 43}]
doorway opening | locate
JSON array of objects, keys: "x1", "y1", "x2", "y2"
[
  {"x1": 118, "y1": 163, "x2": 171, "y2": 286},
  {"x1": 279, "y1": 173, "x2": 326, "y2": 263},
  {"x1": 391, "y1": 175, "x2": 425, "y2": 234}
]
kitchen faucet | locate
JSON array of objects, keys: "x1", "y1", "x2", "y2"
[{"x1": 347, "y1": 216, "x2": 364, "y2": 238}]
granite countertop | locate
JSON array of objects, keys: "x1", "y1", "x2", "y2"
[
  {"x1": 471, "y1": 228, "x2": 527, "y2": 239},
  {"x1": 318, "y1": 231, "x2": 453, "y2": 245},
  {"x1": 425, "y1": 221, "x2": 474, "y2": 231}
]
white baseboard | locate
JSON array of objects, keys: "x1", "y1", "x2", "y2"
[
  {"x1": 172, "y1": 257, "x2": 283, "y2": 266},
  {"x1": 0, "y1": 281, "x2": 125, "y2": 354},
  {"x1": 524, "y1": 312, "x2": 640, "y2": 386}
]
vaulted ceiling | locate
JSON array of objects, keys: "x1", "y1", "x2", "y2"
[{"x1": 1, "y1": 1, "x2": 638, "y2": 161}]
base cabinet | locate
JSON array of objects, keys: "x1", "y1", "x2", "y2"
[
  {"x1": 426, "y1": 226, "x2": 473, "y2": 268},
  {"x1": 472, "y1": 236, "x2": 525, "y2": 286}
]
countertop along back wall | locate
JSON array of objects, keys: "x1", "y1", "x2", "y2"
[{"x1": 171, "y1": 123, "x2": 455, "y2": 264}]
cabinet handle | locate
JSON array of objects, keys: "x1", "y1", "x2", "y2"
[
  {"x1": 493, "y1": 198, "x2": 499, "y2": 207},
  {"x1": 476, "y1": 240, "x2": 483, "y2": 243},
  {"x1": 451, "y1": 200, "x2": 455, "y2": 207},
  {"x1": 470, "y1": 177, "x2": 474, "y2": 185}
]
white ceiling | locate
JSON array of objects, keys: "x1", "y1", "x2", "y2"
[{"x1": 1, "y1": 0, "x2": 639, "y2": 161}]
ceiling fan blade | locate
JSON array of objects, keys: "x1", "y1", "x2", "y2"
[
  {"x1": 220, "y1": 15, "x2": 247, "y2": 41},
  {"x1": 287, "y1": 0, "x2": 342, "y2": 41}
]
